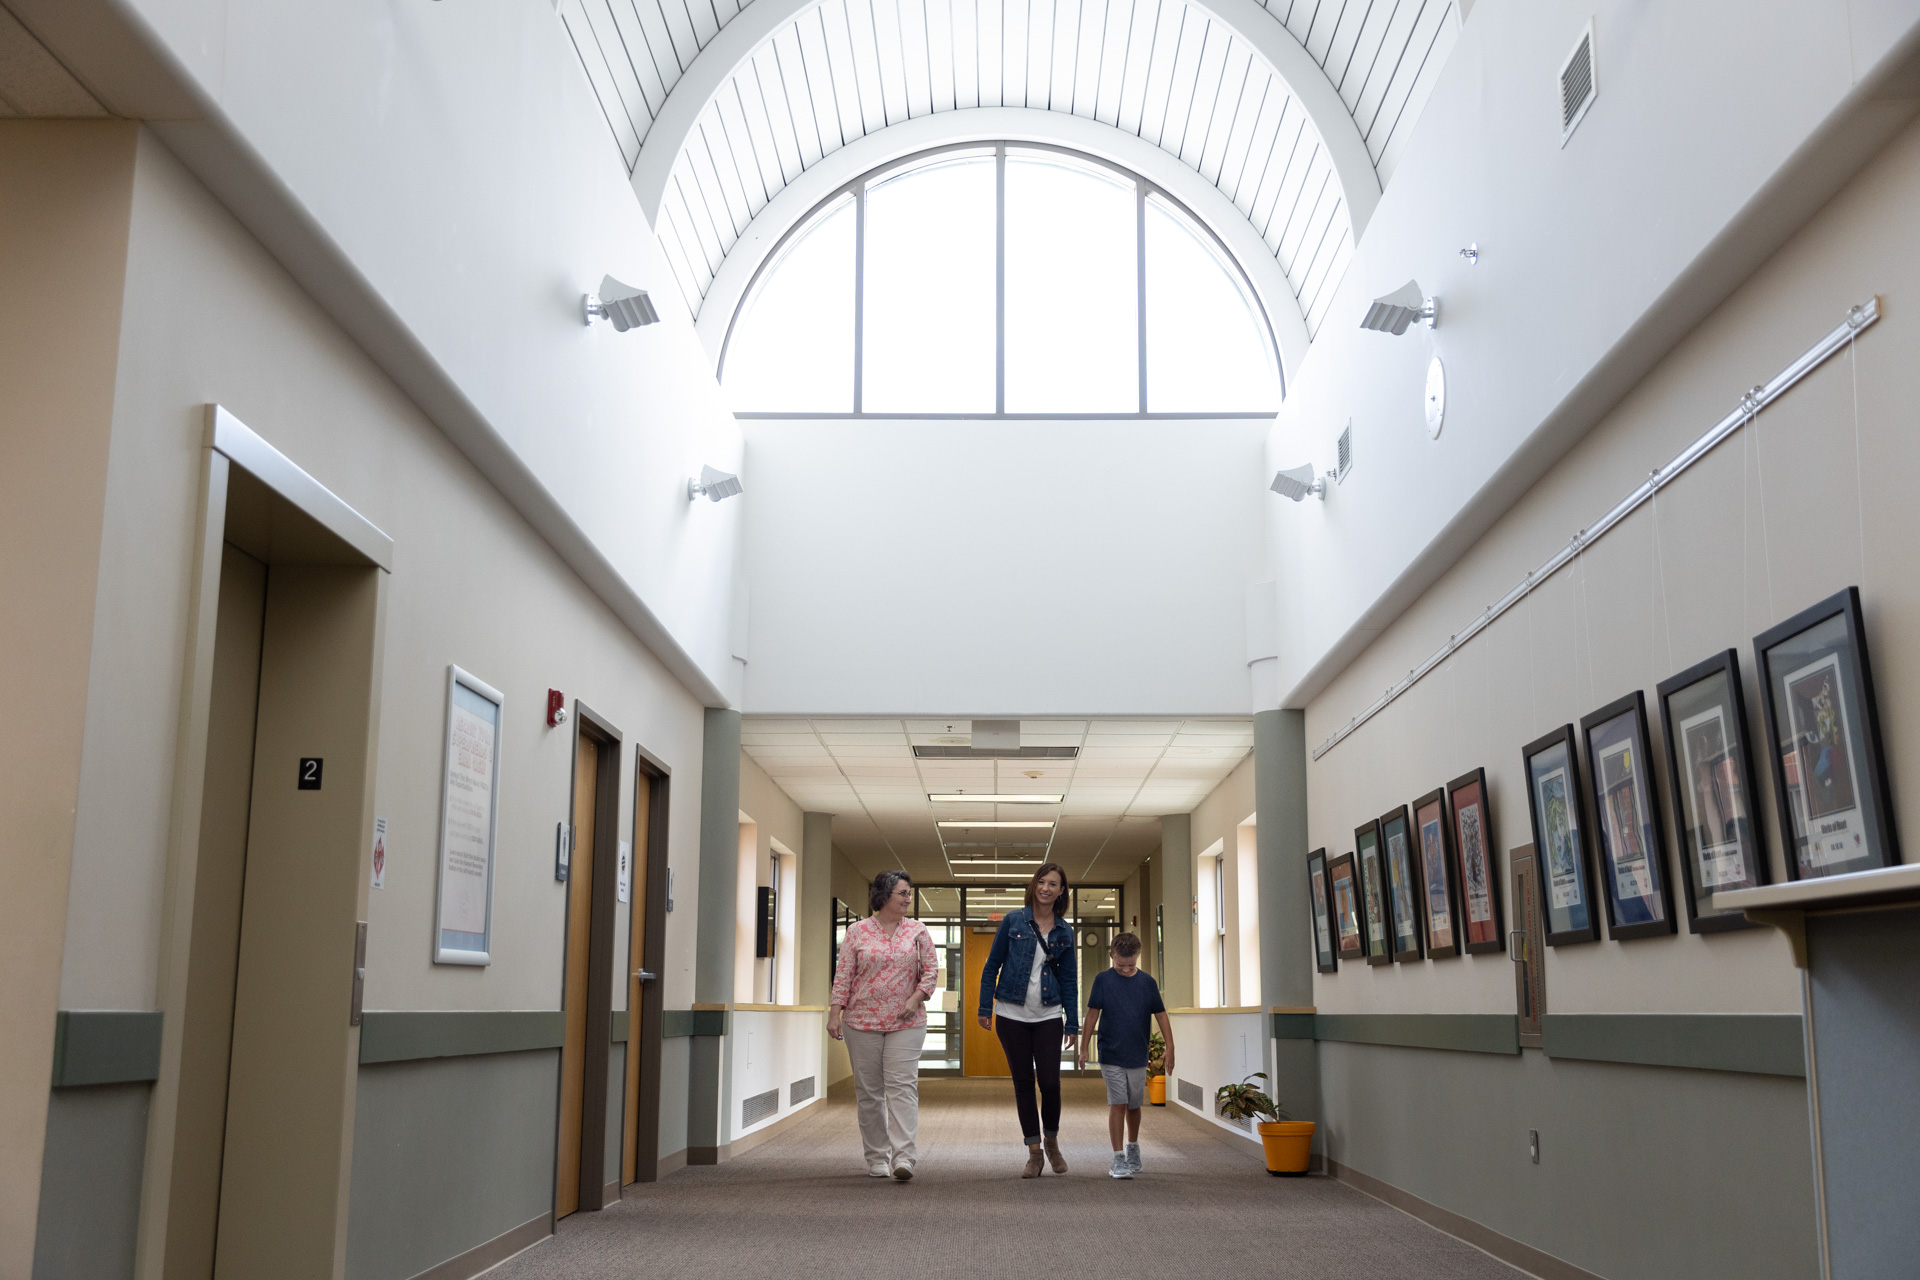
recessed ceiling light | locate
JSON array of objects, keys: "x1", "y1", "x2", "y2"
[
  {"x1": 937, "y1": 820, "x2": 1054, "y2": 829},
  {"x1": 954, "y1": 870, "x2": 1043, "y2": 877},
  {"x1": 929, "y1": 793, "x2": 1063, "y2": 803}
]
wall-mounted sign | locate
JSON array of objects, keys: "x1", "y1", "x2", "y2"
[
  {"x1": 435, "y1": 667, "x2": 503, "y2": 965},
  {"x1": 299, "y1": 758, "x2": 323, "y2": 790},
  {"x1": 370, "y1": 816, "x2": 387, "y2": 890},
  {"x1": 617, "y1": 840, "x2": 632, "y2": 903}
]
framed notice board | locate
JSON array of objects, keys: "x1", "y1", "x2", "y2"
[{"x1": 435, "y1": 666, "x2": 503, "y2": 964}]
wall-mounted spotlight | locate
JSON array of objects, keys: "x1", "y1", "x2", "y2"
[
  {"x1": 1360, "y1": 280, "x2": 1437, "y2": 334},
  {"x1": 1270, "y1": 464, "x2": 1325, "y2": 502},
  {"x1": 583, "y1": 275, "x2": 660, "y2": 331},
  {"x1": 689, "y1": 465, "x2": 742, "y2": 502}
]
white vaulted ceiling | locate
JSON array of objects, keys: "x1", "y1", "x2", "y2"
[
  {"x1": 740, "y1": 717, "x2": 1253, "y2": 884},
  {"x1": 560, "y1": 0, "x2": 1458, "y2": 334}
]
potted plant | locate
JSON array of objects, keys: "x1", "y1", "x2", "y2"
[
  {"x1": 1146, "y1": 1029, "x2": 1167, "y2": 1105},
  {"x1": 1216, "y1": 1072, "x2": 1315, "y2": 1175}
]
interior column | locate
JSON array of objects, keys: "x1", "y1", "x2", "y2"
[
  {"x1": 689, "y1": 708, "x2": 741, "y2": 1163},
  {"x1": 1253, "y1": 708, "x2": 1320, "y2": 1155}
]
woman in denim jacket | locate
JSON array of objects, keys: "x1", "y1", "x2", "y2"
[{"x1": 977, "y1": 862, "x2": 1078, "y2": 1177}]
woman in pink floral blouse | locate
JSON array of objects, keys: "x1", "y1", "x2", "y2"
[{"x1": 829, "y1": 869, "x2": 938, "y2": 1180}]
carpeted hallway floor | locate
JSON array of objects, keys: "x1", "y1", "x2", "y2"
[{"x1": 488, "y1": 1078, "x2": 1526, "y2": 1279}]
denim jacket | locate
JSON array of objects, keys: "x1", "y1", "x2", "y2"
[{"x1": 977, "y1": 907, "x2": 1079, "y2": 1034}]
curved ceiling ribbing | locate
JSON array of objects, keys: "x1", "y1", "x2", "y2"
[{"x1": 561, "y1": 0, "x2": 1457, "y2": 334}]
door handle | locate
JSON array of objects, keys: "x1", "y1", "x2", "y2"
[
  {"x1": 1508, "y1": 930, "x2": 1525, "y2": 960},
  {"x1": 634, "y1": 969, "x2": 657, "y2": 982}
]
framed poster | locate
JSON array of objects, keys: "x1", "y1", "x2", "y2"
[
  {"x1": 435, "y1": 666, "x2": 504, "y2": 965},
  {"x1": 1308, "y1": 849, "x2": 1337, "y2": 973},
  {"x1": 1754, "y1": 587, "x2": 1899, "y2": 879},
  {"x1": 1580, "y1": 692, "x2": 1676, "y2": 940},
  {"x1": 1656, "y1": 650, "x2": 1766, "y2": 931},
  {"x1": 1379, "y1": 806, "x2": 1424, "y2": 961},
  {"x1": 1328, "y1": 852, "x2": 1363, "y2": 962},
  {"x1": 1447, "y1": 769, "x2": 1503, "y2": 954},
  {"x1": 1354, "y1": 819, "x2": 1393, "y2": 965},
  {"x1": 1412, "y1": 787, "x2": 1461, "y2": 959},
  {"x1": 1522, "y1": 726, "x2": 1601, "y2": 945}
]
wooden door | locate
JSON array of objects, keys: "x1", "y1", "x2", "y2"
[
  {"x1": 621, "y1": 777, "x2": 650, "y2": 1186},
  {"x1": 557, "y1": 734, "x2": 598, "y2": 1218},
  {"x1": 1511, "y1": 844, "x2": 1546, "y2": 1049},
  {"x1": 962, "y1": 927, "x2": 1011, "y2": 1077}
]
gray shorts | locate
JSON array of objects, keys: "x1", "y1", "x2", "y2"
[{"x1": 1101, "y1": 1063, "x2": 1147, "y2": 1108}]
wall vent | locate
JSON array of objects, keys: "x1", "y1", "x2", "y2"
[
  {"x1": 1177, "y1": 1078, "x2": 1204, "y2": 1110},
  {"x1": 1335, "y1": 421, "x2": 1353, "y2": 482},
  {"x1": 742, "y1": 1087, "x2": 780, "y2": 1127},
  {"x1": 1560, "y1": 22, "x2": 1596, "y2": 145},
  {"x1": 789, "y1": 1075, "x2": 816, "y2": 1106}
]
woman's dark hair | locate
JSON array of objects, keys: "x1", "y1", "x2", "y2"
[
  {"x1": 1024, "y1": 863, "x2": 1069, "y2": 914},
  {"x1": 869, "y1": 869, "x2": 914, "y2": 914}
]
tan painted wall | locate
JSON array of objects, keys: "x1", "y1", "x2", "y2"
[
  {"x1": 1305, "y1": 114, "x2": 1920, "y2": 1018},
  {"x1": 0, "y1": 118, "x2": 138, "y2": 1277},
  {"x1": 62, "y1": 129, "x2": 712, "y2": 1029}
]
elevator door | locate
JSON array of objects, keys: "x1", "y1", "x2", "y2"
[{"x1": 962, "y1": 928, "x2": 1012, "y2": 1077}]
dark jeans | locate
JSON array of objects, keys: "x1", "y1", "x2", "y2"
[{"x1": 995, "y1": 1015, "x2": 1063, "y2": 1145}]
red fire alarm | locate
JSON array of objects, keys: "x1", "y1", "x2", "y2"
[{"x1": 547, "y1": 689, "x2": 568, "y2": 727}]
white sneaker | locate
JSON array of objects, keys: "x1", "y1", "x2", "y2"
[
  {"x1": 869, "y1": 1161, "x2": 890, "y2": 1177},
  {"x1": 1125, "y1": 1142, "x2": 1142, "y2": 1174},
  {"x1": 1108, "y1": 1152, "x2": 1133, "y2": 1179},
  {"x1": 891, "y1": 1162, "x2": 914, "y2": 1182}
]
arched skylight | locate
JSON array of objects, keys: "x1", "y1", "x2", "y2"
[{"x1": 720, "y1": 144, "x2": 1282, "y2": 417}]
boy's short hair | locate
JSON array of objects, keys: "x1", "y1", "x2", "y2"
[{"x1": 1109, "y1": 932, "x2": 1142, "y2": 958}]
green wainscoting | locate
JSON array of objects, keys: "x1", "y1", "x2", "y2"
[{"x1": 50, "y1": 1011, "x2": 164, "y2": 1087}]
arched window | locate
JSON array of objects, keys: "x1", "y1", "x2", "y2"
[{"x1": 719, "y1": 144, "x2": 1283, "y2": 417}]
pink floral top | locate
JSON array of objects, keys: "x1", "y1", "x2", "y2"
[{"x1": 831, "y1": 916, "x2": 938, "y2": 1032}]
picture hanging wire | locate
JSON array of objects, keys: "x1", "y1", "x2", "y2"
[{"x1": 1311, "y1": 297, "x2": 1880, "y2": 762}]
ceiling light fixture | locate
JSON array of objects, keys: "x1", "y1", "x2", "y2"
[
  {"x1": 1360, "y1": 280, "x2": 1437, "y2": 334},
  {"x1": 583, "y1": 275, "x2": 660, "y2": 330},
  {"x1": 937, "y1": 821, "x2": 1054, "y2": 829},
  {"x1": 688, "y1": 465, "x2": 743, "y2": 502},
  {"x1": 954, "y1": 870, "x2": 1044, "y2": 877},
  {"x1": 1270, "y1": 464, "x2": 1325, "y2": 502},
  {"x1": 929, "y1": 793, "x2": 1063, "y2": 803}
]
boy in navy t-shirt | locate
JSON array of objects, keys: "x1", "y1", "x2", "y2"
[{"x1": 1077, "y1": 932, "x2": 1174, "y2": 1179}]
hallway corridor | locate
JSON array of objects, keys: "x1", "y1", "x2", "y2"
[{"x1": 491, "y1": 1079, "x2": 1524, "y2": 1279}]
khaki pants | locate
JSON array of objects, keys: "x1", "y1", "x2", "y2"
[{"x1": 843, "y1": 1025, "x2": 925, "y2": 1169}]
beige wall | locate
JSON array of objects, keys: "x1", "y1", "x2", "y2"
[
  {"x1": 738, "y1": 751, "x2": 805, "y2": 1004},
  {"x1": 58, "y1": 128, "x2": 713, "y2": 1031},
  {"x1": 0, "y1": 118, "x2": 138, "y2": 1276},
  {"x1": 1305, "y1": 114, "x2": 1920, "y2": 1018},
  {"x1": 1188, "y1": 754, "x2": 1256, "y2": 1006}
]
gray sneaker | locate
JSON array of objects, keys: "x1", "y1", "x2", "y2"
[
  {"x1": 1108, "y1": 1152, "x2": 1133, "y2": 1179},
  {"x1": 1125, "y1": 1142, "x2": 1142, "y2": 1174}
]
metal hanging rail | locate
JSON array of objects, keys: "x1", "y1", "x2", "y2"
[{"x1": 1311, "y1": 296, "x2": 1880, "y2": 762}]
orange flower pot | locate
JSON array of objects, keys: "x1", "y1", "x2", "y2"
[
  {"x1": 1146, "y1": 1075, "x2": 1167, "y2": 1106},
  {"x1": 1257, "y1": 1120, "x2": 1315, "y2": 1175}
]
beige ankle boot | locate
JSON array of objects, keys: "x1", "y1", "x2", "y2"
[
  {"x1": 1044, "y1": 1133, "x2": 1068, "y2": 1174},
  {"x1": 1022, "y1": 1145, "x2": 1045, "y2": 1178}
]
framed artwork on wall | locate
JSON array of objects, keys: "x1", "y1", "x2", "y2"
[
  {"x1": 1328, "y1": 852, "x2": 1364, "y2": 962},
  {"x1": 1379, "y1": 806, "x2": 1424, "y2": 961},
  {"x1": 1657, "y1": 649, "x2": 1766, "y2": 931},
  {"x1": 434, "y1": 665, "x2": 503, "y2": 965},
  {"x1": 1308, "y1": 849, "x2": 1338, "y2": 973},
  {"x1": 1412, "y1": 787, "x2": 1461, "y2": 959},
  {"x1": 1354, "y1": 819, "x2": 1393, "y2": 965},
  {"x1": 1580, "y1": 691, "x2": 1676, "y2": 940},
  {"x1": 1447, "y1": 768, "x2": 1503, "y2": 954},
  {"x1": 1522, "y1": 726, "x2": 1602, "y2": 945},
  {"x1": 1754, "y1": 587, "x2": 1900, "y2": 879}
]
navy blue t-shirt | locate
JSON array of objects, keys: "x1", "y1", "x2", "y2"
[{"x1": 1087, "y1": 968, "x2": 1166, "y2": 1069}]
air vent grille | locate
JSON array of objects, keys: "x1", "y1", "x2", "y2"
[
  {"x1": 1336, "y1": 423, "x2": 1353, "y2": 481},
  {"x1": 912, "y1": 746, "x2": 1079, "y2": 759},
  {"x1": 1177, "y1": 1078, "x2": 1203, "y2": 1110},
  {"x1": 789, "y1": 1076, "x2": 816, "y2": 1106},
  {"x1": 1560, "y1": 24, "x2": 1595, "y2": 143},
  {"x1": 742, "y1": 1087, "x2": 779, "y2": 1127}
]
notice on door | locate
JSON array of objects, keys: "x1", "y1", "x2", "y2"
[{"x1": 436, "y1": 668, "x2": 503, "y2": 965}]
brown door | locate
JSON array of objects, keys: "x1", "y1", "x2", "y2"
[
  {"x1": 621, "y1": 775, "x2": 649, "y2": 1186},
  {"x1": 1511, "y1": 844, "x2": 1546, "y2": 1049},
  {"x1": 556, "y1": 734, "x2": 598, "y2": 1218},
  {"x1": 962, "y1": 927, "x2": 1012, "y2": 1077}
]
